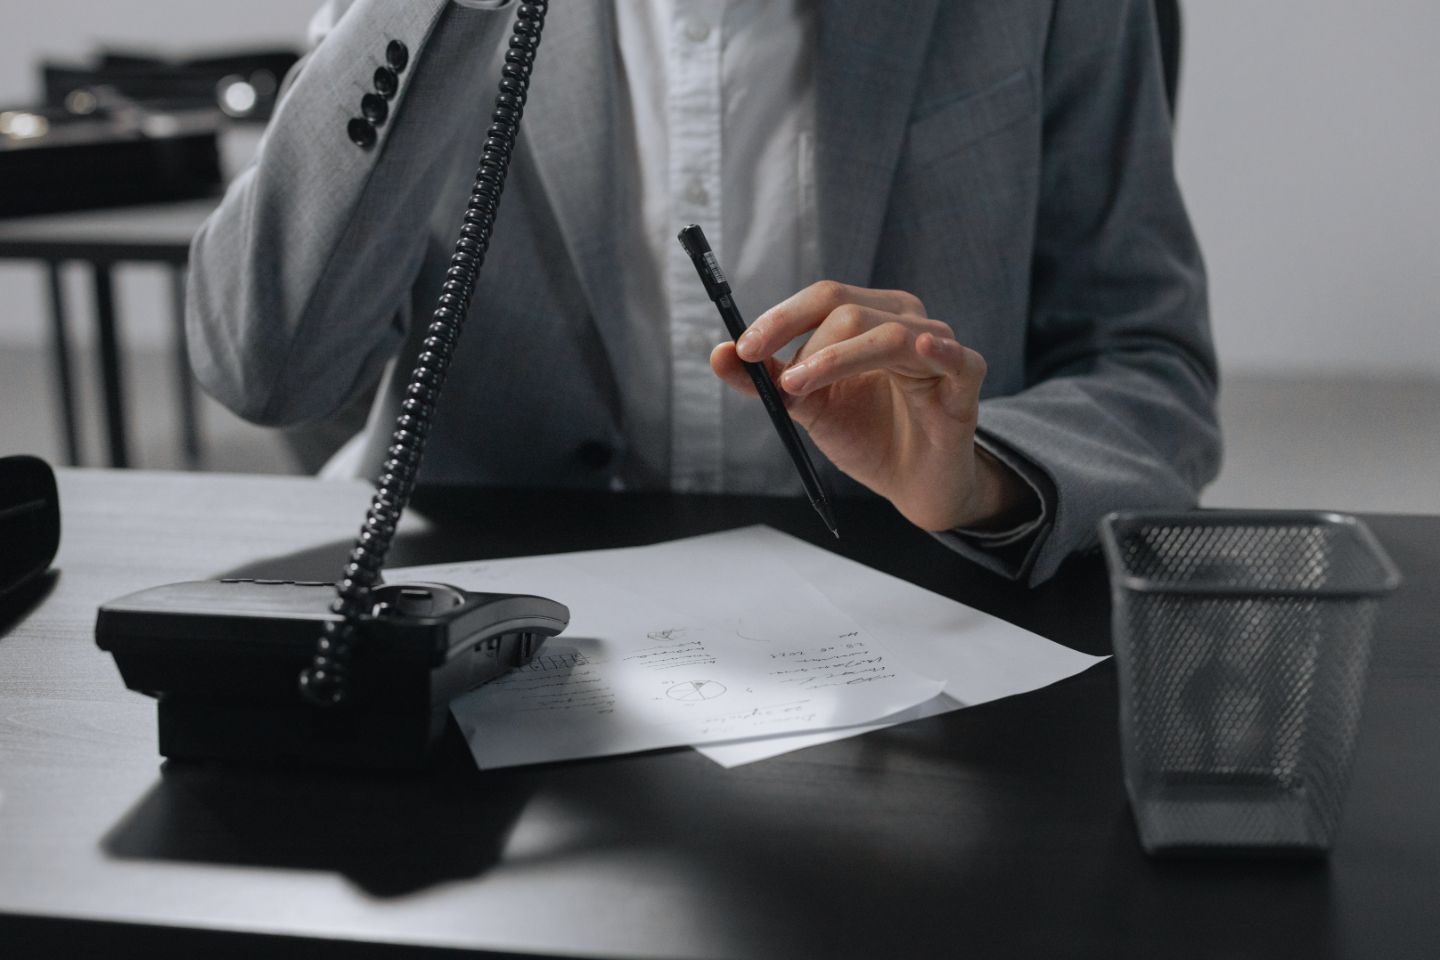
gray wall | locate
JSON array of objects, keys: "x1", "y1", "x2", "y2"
[
  {"x1": 1178, "y1": 0, "x2": 1440, "y2": 376},
  {"x1": 2, "y1": 1, "x2": 1437, "y2": 377}
]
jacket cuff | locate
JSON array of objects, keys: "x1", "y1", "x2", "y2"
[{"x1": 933, "y1": 431, "x2": 1056, "y2": 581}]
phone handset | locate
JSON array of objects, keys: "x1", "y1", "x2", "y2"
[
  {"x1": 94, "y1": 2, "x2": 564, "y2": 770},
  {"x1": 298, "y1": 1, "x2": 551, "y2": 707}
]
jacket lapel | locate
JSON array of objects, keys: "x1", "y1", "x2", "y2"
[
  {"x1": 816, "y1": 0, "x2": 941, "y2": 285},
  {"x1": 518, "y1": 3, "x2": 641, "y2": 391}
]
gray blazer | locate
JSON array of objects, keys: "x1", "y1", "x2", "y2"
[{"x1": 188, "y1": 0, "x2": 1220, "y2": 584}]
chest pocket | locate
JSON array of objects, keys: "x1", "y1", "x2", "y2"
[
  {"x1": 876, "y1": 66, "x2": 1042, "y2": 373},
  {"x1": 902, "y1": 68, "x2": 1037, "y2": 173}
]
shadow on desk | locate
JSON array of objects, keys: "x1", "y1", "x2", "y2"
[{"x1": 102, "y1": 738, "x2": 536, "y2": 897}]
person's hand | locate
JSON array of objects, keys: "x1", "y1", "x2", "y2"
[{"x1": 710, "y1": 281, "x2": 1035, "y2": 532}]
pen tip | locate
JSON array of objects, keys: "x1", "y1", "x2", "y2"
[{"x1": 816, "y1": 502, "x2": 839, "y2": 540}]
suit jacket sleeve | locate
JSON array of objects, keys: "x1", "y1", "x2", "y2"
[
  {"x1": 941, "y1": 0, "x2": 1222, "y2": 585},
  {"x1": 186, "y1": 0, "x2": 514, "y2": 426}
]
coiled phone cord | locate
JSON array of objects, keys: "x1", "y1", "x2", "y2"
[{"x1": 299, "y1": 1, "x2": 550, "y2": 707}]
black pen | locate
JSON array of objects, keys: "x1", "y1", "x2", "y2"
[{"x1": 677, "y1": 224, "x2": 839, "y2": 539}]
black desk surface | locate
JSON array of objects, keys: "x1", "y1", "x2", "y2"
[{"x1": 1, "y1": 470, "x2": 1436, "y2": 959}]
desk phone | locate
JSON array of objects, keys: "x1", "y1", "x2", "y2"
[{"x1": 94, "y1": 2, "x2": 565, "y2": 769}]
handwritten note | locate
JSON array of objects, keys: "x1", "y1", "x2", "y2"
[
  {"x1": 601, "y1": 527, "x2": 1106, "y2": 767},
  {"x1": 501, "y1": 527, "x2": 1107, "y2": 768},
  {"x1": 391, "y1": 554, "x2": 945, "y2": 768}
]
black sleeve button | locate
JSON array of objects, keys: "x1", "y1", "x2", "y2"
[
  {"x1": 360, "y1": 92, "x2": 389, "y2": 125},
  {"x1": 347, "y1": 117, "x2": 377, "y2": 149},
  {"x1": 386, "y1": 40, "x2": 410, "y2": 73},
  {"x1": 373, "y1": 66, "x2": 398, "y2": 99}
]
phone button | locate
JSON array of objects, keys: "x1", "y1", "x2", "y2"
[{"x1": 371, "y1": 582, "x2": 466, "y2": 617}]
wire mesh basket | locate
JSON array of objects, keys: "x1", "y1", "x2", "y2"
[{"x1": 1100, "y1": 510, "x2": 1401, "y2": 855}]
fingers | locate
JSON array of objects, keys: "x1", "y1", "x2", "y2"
[
  {"x1": 788, "y1": 303, "x2": 953, "y2": 368},
  {"x1": 716, "y1": 279, "x2": 982, "y2": 415},
  {"x1": 916, "y1": 332, "x2": 987, "y2": 420},
  {"x1": 709, "y1": 341, "x2": 786, "y2": 399},
  {"x1": 736, "y1": 280, "x2": 928, "y2": 362},
  {"x1": 780, "y1": 326, "x2": 985, "y2": 399}
]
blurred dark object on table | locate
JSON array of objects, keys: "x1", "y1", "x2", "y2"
[
  {"x1": 0, "y1": 102, "x2": 222, "y2": 217},
  {"x1": 0, "y1": 47, "x2": 300, "y2": 217},
  {"x1": 42, "y1": 48, "x2": 300, "y2": 122},
  {"x1": 0, "y1": 455, "x2": 60, "y2": 604}
]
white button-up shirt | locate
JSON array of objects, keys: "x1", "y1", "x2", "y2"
[
  {"x1": 443, "y1": 0, "x2": 818, "y2": 492},
  {"x1": 615, "y1": 0, "x2": 817, "y2": 492}
]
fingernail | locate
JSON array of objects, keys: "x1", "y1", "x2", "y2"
[
  {"x1": 781, "y1": 362, "x2": 809, "y2": 392},
  {"x1": 736, "y1": 329, "x2": 759, "y2": 358}
]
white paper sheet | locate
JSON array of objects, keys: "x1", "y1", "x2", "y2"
[
  {"x1": 545, "y1": 527, "x2": 1107, "y2": 767},
  {"x1": 390, "y1": 553, "x2": 945, "y2": 768}
]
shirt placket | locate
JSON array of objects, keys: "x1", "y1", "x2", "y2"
[{"x1": 666, "y1": 0, "x2": 725, "y2": 492}]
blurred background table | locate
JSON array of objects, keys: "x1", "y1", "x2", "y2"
[{"x1": 0, "y1": 197, "x2": 218, "y2": 469}]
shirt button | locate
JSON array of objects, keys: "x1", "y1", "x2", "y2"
[
  {"x1": 683, "y1": 18, "x2": 711, "y2": 43},
  {"x1": 684, "y1": 178, "x2": 709, "y2": 206},
  {"x1": 685, "y1": 330, "x2": 713, "y2": 356}
]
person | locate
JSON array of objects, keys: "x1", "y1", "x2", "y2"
[{"x1": 187, "y1": 0, "x2": 1221, "y2": 585}]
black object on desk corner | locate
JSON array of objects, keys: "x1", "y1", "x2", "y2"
[
  {"x1": 93, "y1": 1, "x2": 569, "y2": 771},
  {"x1": 677, "y1": 223, "x2": 840, "y2": 538},
  {"x1": 0, "y1": 455, "x2": 60, "y2": 601}
]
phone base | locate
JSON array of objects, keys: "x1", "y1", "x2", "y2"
[{"x1": 95, "y1": 579, "x2": 569, "y2": 771}]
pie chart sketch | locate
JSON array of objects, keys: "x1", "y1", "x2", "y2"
[{"x1": 666, "y1": 680, "x2": 727, "y2": 702}]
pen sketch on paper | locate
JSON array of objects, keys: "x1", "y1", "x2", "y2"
[
  {"x1": 396, "y1": 525, "x2": 1104, "y2": 770},
  {"x1": 666, "y1": 680, "x2": 727, "y2": 702},
  {"x1": 691, "y1": 699, "x2": 820, "y2": 740},
  {"x1": 529, "y1": 650, "x2": 588, "y2": 672},
  {"x1": 453, "y1": 614, "x2": 941, "y2": 768},
  {"x1": 624, "y1": 627, "x2": 718, "y2": 672},
  {"x1": 768, "y1": 634, "x2": 897, "y2": 690},
  {"x1": 688, "y1": 527, "x2": 1109, "y2": 767},
  {"x1": 490, "y1": 645, "x2": 616, "y2": 716},
  {"x1": 395, "y1": 551, "x2": 946, "y2": 768}
]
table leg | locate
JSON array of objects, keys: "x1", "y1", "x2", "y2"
[
  {"x1": 92, "y1": 264, "x2": 130, "y2": 469},
  {"x1": 44, "y1": 262, "x2": 82, "y2": 466},
  {"x1": 168, "y1": 266, "x2": 202, "y2": 470}
]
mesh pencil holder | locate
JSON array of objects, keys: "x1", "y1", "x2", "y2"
[{"x1": 1099, "y1": 510, "x2": 1401, "y2": 856}]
